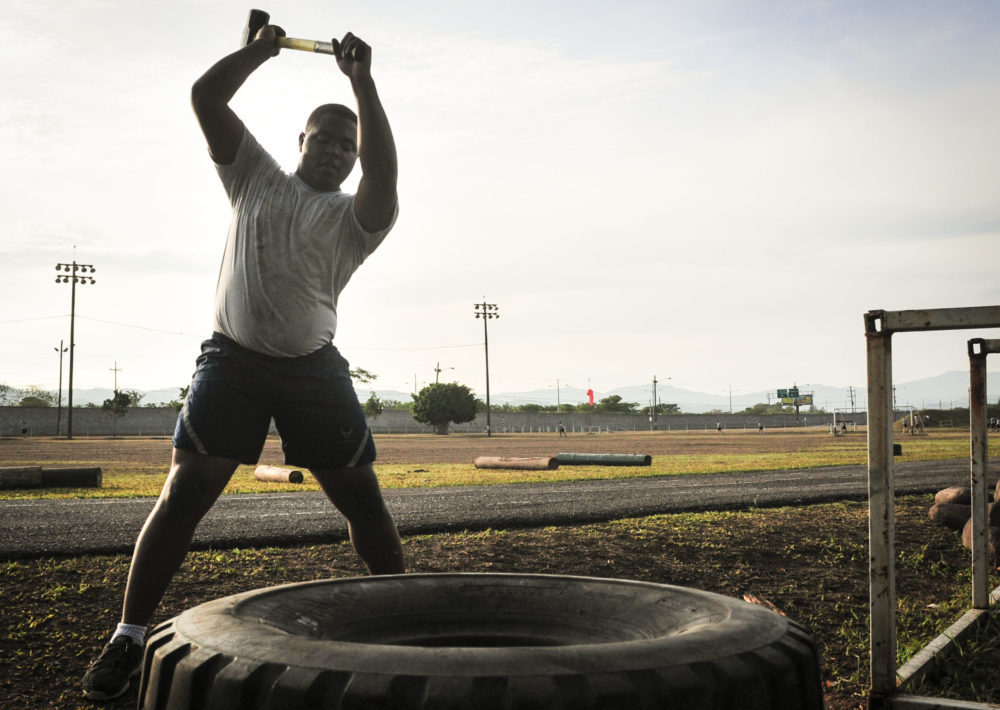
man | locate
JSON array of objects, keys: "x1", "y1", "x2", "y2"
[{"x1": 82, "y1": 24, "x2": 403, "y2": 702}]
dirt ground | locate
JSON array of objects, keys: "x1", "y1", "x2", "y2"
[
  {"x1": 0, "y1": 428, "x2": 851, "y2": 467},
  {"x1": 1, "y1": 432, "x2": 995, "y2": 709}
]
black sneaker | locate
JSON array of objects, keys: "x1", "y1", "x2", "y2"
[{"x1": 81, "y1": 636, "x2": 144, "y2": 701}]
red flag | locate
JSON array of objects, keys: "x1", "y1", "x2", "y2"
[{"x1": 587, "y1": 389, "x2": 594, "y2": 406}]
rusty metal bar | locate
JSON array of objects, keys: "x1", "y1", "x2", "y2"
[
  {"x1": 891, "y1": 694, "x2": 1000, "y2": 709},
  {"x1": 866, "y1": 306, "x2": 1000, "y2": 334},
  {"x1": 967, "y1": 339, "x2": 996, "y2": 609},
  {"x1": 866, "y1": 308, "x2": 1000, "y2": 710},
  {"x1": 896, "y1": 583, "x2": 1000, "y2": 691},
  {"x1": 867, "y1": 321, "x2": 897, "y2": 702}
]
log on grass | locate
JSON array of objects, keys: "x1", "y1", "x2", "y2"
[
  {"x1": 254, "y1": 465, "x2": 305, "y2": 484},
  {"x1": 935, "y1": 486, "x2": 971, "y2": 506},
  {"x1": 556, "y1": 453, "x2": 652, "y2": 466},
  {"x1": 0, "y1": 466, "x2": 43, "y2": 489},
  {"x1": 928, "y1": 502, "x2": 971, "y2": 532},
  {"x1": 473, "y1": 456, "x2": 558, "y2": 471},
  {"x1": 0, "y1": 466, "x2": 101, "y2": 490},
  {"x1": 961, "y1": 518, "x2": 1000, "y2": 564}
]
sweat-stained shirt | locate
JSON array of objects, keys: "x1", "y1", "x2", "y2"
[{"x1": 211, "y1": 128, "x2": 396, "y2": 357}]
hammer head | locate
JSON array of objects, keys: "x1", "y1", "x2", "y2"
[{"x1": 242, "y1": 8, "x2": 270, "y2": 46}]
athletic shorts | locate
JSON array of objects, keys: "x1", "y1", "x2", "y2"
[{"x1": 173, "y1": 332, "x2": 375, "y2": 468}]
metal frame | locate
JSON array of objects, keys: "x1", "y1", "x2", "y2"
[{"x1": 865, "y1": 307, "x2": 1000, "y2": 709}]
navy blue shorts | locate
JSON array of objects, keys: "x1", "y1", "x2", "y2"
[{"x1": 173, "y1": 333, "x2": 375, "y2": 468}]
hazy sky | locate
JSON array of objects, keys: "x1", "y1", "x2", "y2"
[{"x1": 2, "y1": 0, "x2": 999, "y2": 402}]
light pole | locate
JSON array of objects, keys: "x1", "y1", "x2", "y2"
[
  {"x1": 473, "y1": 301, "x2": 499, "y2": 436},
  {"x1": 434, "y1": 362, "x2": 454, "y2": 384},
  {"x1": 55, "y1": 260, "x2": 96, "y2": 439},
  {"x1": 651, "y1": 376, "x2": 659, "y2": 430},
  {"x1": 54, "y1": 341, "x2": 68, "y2": 436}
]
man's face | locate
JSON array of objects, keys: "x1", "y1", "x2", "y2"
[{"x1": 296, "y1": 113, "x2": 359, "y2": 192}]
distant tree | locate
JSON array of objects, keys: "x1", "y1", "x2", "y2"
[
  {"x1": 0, "y1": 383, "x2": 21, "y2": 406},
  {"x1": 381, "y1": 399, "x2": 411, "y2": 412},
  {"x1": 18, "y1": 386, "x2": 56, "y2": 407},
  {"x1": 594, "y1": 394, "x2": 639, "y2": 413},
  {"x1": 411, "y1": 383, "x2": 477, "y2": 435},
  {"x1": 741, "y1": 403, "x2": 791, "y2": 415},
  {"x1": 102, "y1": 389, "x2": 145, "y2": 436},
  {"x1": 168, "y1": 386, "x2": 190, "y2": 413},
  {"x1": 657, "y1": 403, "x2": 681, "y2": 415},
  {"x1": 349, "y1": 367, "x2": 377, "y2": 385},
  {"x1": 363, "y1": 392, "x2": 385, "y2": 422}
]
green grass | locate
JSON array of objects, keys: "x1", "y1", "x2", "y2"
[{"x1": 3, "y1": 430, "x2": 995, "y2": 501}]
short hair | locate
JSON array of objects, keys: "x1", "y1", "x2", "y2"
[{"x1": 305, "y1": 104, "x2": 358, "y2": 130}]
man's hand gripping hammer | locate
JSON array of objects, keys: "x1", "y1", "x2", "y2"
[{"x1": 242, "y1": 9, "x2": 358, "y2": 59}]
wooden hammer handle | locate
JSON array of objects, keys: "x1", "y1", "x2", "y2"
[{"x1": 279, "y1": 37, "x2": 335, "y2": 54}]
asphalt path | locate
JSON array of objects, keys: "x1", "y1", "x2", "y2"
[{"x1": 1, "y1": 458, "x2": 991, "y2": 559}]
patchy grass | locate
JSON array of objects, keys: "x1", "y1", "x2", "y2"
[
  {"x1": 2, "y1": 429, "x2": 995, "y2": 500},
  {"x1": 1, "y1": 496, "x2": 998, "y2": 709}
]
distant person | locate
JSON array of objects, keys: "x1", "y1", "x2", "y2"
[
  {"x1": 20, "y1": 419, "x2": 28, "y2": 439},
  {"x1": 757, "y1": 420, "x2": 764, "y2": 434},
  {"x1": 716, "y1": 421, "x2": 724, "y2": 434},
  {"x1": 557, "y1": 421, "x2": 567, "y2": 437},
  {"x1": 82, "y1": 25, "x2": 403, "y2": 702}
]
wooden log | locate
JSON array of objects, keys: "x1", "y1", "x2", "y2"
[
  {"x1": 934, "y1": 486, "x2": 971, "y2": 506},
  {"x1": 41, "y1": 467, "x2": 101, "y2": 488},
  {"x1": 961, "y1": 518, "x2": 1000, "y2": 564},
  {"x1": 254, "y1": 465, "x2": 304, "y2": 484},
  {"x1": 0, "y1": 466, "x2": 42, "y2": 489},
  {"x1": 556, "y1": 453, "x2": 652, "y2": 466},
  {"x1": 473, "y1": 456, "x2": 558, "y2": 471},
  {"x1": 0, "y1": 466, "x2": 101, "y2": 490},
  {"x1": 928, "y1": 503, "x2": 971, "y2": 532}
]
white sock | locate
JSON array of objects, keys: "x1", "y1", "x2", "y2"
[{"x1": 111, "y1": 622, "x2": 147, "y2": 645}]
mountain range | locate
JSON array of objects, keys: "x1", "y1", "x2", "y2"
[{"x1": 64, "y1": 369, "x2": 998, "y2": 414}]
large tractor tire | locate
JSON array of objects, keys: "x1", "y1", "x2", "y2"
[{"x1": 139, "y1": 573, "x2": 823, "y2": 709}]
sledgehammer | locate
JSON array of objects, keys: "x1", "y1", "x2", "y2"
[{"x1": 242, "y1": 9, "x2": 360, "y2": 59}]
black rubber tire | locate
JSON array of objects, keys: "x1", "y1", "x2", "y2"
[{"x1": 139, "y1": 573, "x2": 823, "y2": 709}]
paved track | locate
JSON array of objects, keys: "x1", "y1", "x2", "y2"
[{"x1": 1, "y1": 458, "x2": 990, "y2": 559}]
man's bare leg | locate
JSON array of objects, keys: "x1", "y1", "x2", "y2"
[
  {"x1": 120, "y1": 448, "x2": 239, "y2": 625},
  {"x1": 311, "y1": 463, "x2": 405, "y2": 574}
]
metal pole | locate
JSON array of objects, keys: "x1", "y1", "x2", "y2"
[
  {"x1": 54, "y1": 341, "x2": 66, "y2": 437},
  {"x1": 968, "y1": 339, "x2": 994, "y2": 609},
  {"x1": 473, "y1": 302, "x2": 499, "y2": 437},
  {"x1": 68, "y1": 268, "x2": 77, "y2": 439},
  {"x1": 865, "y1": 312, "x2": 896, "y2": 704},
  {"x1": 652, "y1": 376, "x2": 658, "y2": 430}
]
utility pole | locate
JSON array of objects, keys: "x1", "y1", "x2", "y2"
[
  {"x1": 473, "y1": 301, "x2": 499, "y2": 436},
  {"x1": 110, "y1": 361, "x2": 122, "y2": 391},
  {"x1": 55, "y1": 259, "x2": 96, "y2": 439},
  {"x1": 54, "y1": 341, "x2": 68, "y2": 436},
  {"x1": 651, "y1": 376, "x2": 658, "y2": 430}
]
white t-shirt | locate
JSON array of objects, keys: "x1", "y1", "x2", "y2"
[{"x1": 212, "y1": 129, "x2": 396, "y2": 356}]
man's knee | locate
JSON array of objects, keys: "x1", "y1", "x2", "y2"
[
  {"x1": 157, "y1": 450, "x2": 237, "y2": 519},
  {"x1": 312, "y1": 464, "x2": 388, "y2": 520}
]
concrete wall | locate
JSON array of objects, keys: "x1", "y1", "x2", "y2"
[{"x1": 3, "y1": 406, "x2": 864, "y2": 438}]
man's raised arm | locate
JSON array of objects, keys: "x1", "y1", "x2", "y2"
[
  {"x1": 335, "y1": 33, "x2": 399, "y2": 233},
  {"x1": 191, "y1": 26, "x2": 284, "y2": 165}
]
